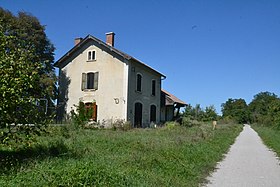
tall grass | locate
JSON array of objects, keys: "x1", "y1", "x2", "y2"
[
  {"x1": 0, "y1": 123, "x2": 242, "y2": 186},
  {"x1": 252, "y1": 125, "x2": 280, "y2": 157}
]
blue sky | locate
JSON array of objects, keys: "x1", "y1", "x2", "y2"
[{"x1": 2, "y1": 0, "x2": 280, "y2": 113}]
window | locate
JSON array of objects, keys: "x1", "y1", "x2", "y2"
[
  {"x1": 81, "y1": 72, "x2": 99, "y2": 90},
  {"x1": 88, "y1": 50, "x2": 96, "y2": 61},
  {"x1": 150, "y1": 105, "x2": 156, "y2": 123},
  {"x1": 136, "y1": 74, "x2": 142, "y2": 92},
  {"x1": 151, "y1": 80, "x2": 156, "y2": 96}
]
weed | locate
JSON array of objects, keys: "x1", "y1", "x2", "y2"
[
  {"x1": 0, "y1": 123, "x2": 242, "y2": 186},
  {"x1": 252, "y1": 125, "x2": 280, "y2": 157}
]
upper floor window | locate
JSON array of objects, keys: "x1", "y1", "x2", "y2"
[
  {"x1": 81, "y1": 72, "x2": 99, "y2": 90},
  {"x1": 88, "y1": 50, "x2": 96, "y2": 61},
  {"x1": 151, "y1": 80, "x2": 156, "y2": 96},
  {"x1": 136, "y1": 73, "x2": 142, "y2": 92}
]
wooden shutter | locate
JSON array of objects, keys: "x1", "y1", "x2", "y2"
[
  {"x1": 81, "y1": 73, "x2": 86, "y2": 90},
  {"x1": 94, "y1": 72, "x2": 99, "y2": 90},
  {"x1": 92, "y1": 103, "x2": 97, "y2": 121}
]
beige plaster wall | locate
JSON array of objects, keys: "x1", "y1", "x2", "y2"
[{"x1": 59, "y1": 40, "x2": 128, "y2": 125}]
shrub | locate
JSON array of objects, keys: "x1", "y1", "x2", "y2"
[
  {"x1": 165, "y1": 121, "x2": 179, "y2": 129},
  {"x1": 111, "y1": 119, "x2": 132, "y2": 131},
  {"x1": 181, "y1": 117, "x2": 202, "y2": 127},
  {"x1": 70, "y1": 102, "x2": 95, "y2": 128}
]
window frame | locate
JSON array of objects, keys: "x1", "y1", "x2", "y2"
[
  {"x1": 87, "y1": 50, "x2": 96, "y2": 61},
  {"x1": 81, "y1": 72, "x2": 99, "y2": 91},
  {"x1": 136, "y1": 73, "x2": 142, "y2": 93},
  {"x1": 151, "y1": 79, "x2": 156, "y2": 96}
]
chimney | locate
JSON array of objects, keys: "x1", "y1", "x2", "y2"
[
  {"x1": 106, "y1": 32, "x2": 115, "y2": 47},
  {"x1": 74, "y1": 37, "x2": 83, "y2": 45}
]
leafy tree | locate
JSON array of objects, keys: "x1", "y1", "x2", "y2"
[
  {"x1": 183, "y1": 104, "x2": 218, "y2": 122},
  {"x1": 0, "y1": 8, "x2": 56, "y2": 114},
  {"x1": 204, "y1": 105, "x2": 218, "y2": 121},
  {"x1": 0, "y1": 24, "x2": 50, "y2": 147},
  {"x1": 249, "y1": 92, "x2": 280, "y2": 125},
  {"x1": 221, "y1": 98, "x2": 249, "y2": 124},
  {"x1": 269, "y1": 99, "x2": 280, "y2": 129},
  {"x1": 0, "y1": 8, "x2": 55, "y2": 148},
  {"x1": 193, "y1": 104, "x2": 204, "y2": 121}
]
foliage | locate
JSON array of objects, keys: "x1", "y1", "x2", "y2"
[
  {"x1": 269, "y1": 99, "x2": 280, "y2": 129},
  {"x1": 70, "y1": 102, "x2": 95, "y2": 127},
  {"x1": 0, "y1": 123, "x2": 242, "y2": 186},
  {"x1": 0, "y1": 22, "x2": 50, "y2": 148},
  {"x1": 221, "y1": 92, "x2": 280, "y2": 127},
  {"x1": 221, "y1": 98, "x2": 249, "y2": 124},
  {"x1": 248, "y1": 92, "x2": 280, "y2": 126},
  {"x1": 204, "y1": 105, "x2": 218, "y2": 121},
  {"x1": 181, "y1": 117, "x2": 202, "y2": 127},
  {"x1": 164, "y1": 121, "x2": 179, "y2": 129},
  {"x1": 183, "y1": 104, "x2": 218, "y2": 122},
  {"x1": 252, "y1": 125, "x2": 280, "y2": 157},
  {"x1": 0, "y1": 8, "x2": 56, "y2": 114},
  {"x1": 111, "y1": 119, "x2": 132, "y2": 131}
]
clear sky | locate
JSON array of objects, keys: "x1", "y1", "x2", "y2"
[{"x1": 2, "y1": 0, "x2": 280, "y2": 113}]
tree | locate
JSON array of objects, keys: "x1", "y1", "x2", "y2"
[
  {"x1": 268, "y1": 99, "x2": 280, "y2": 128},
  {"x1": 221, "y1": 98, "x2": 249, "y2": 124},
  {"x1": 0, "y1": 8, "x2": 56, "y2": 114},
  {"x1": 248, "y1": 92, "x2": 280, "y2": 125},
  {"x1": 183, "y1": 104, "x2": 218, "y2": 122},
  {"x1": 0, "y1": 9, "x2": 55, "y2": 147},
  {"x1": 204, "y1": 105, "x2": 218, "y2": 121}
]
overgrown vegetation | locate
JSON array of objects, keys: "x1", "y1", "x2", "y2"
[
  {"x1": 252, "y1": 125, "x2": 280, "y2": 157},
  {"x1": 0, "y1": 123, "x2": 242, "y2": 186}
]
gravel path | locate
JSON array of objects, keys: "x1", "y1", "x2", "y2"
[{"x1": 205, "y1": 124, "x2": 280, "y2": 187}]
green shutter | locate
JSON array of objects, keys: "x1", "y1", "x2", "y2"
[
  {"x1": 94, "y1": 72, "x2": 99, "y2": 90},
  {"x1": 81, "y1": 73, "x2": 86, "y2": 90}
]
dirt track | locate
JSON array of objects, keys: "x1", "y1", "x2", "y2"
[{"x1": 206, "y1": 124, "x2": 280, "y2": 187}]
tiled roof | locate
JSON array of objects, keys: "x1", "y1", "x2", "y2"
[
  {"x1": 162, "y1": 89, "x2": 187, "y2": 106},
  {"x1": 54, "y1": 34, "x2": 166, "y2": 78}
]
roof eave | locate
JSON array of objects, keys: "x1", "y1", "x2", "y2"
[{"x1": 54, "y1": 34, "x2": 166, "y2": 79}]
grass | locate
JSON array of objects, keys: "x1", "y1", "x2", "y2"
[
  {"x1": 0, "y1": 123, "x2": 242, "y2": 186},
  {"x1": 252, "y1": 125, "x2": 280, "y2": 157}
]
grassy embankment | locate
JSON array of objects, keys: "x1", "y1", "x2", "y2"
[
  {"x1": 252, "y1": 125, "x2": 280, "y2": 157},
  {"x1": 0, "y1": 123, "x2": 242, "y2": 186}
]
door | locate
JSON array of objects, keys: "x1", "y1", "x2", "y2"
[
  {"x1": 134, "y1": 102, "x2": 143, "y2": 128},
  {"x1": 85, "y1": 102, "x2": 97, "y2": 122}
]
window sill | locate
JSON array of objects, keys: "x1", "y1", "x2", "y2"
[
  {"x1": 135, "y1": 90, "x2": 142, "y2": 94},
  {"x1": 83, "y1": 89, "x2": 97, "y2": 92},
  {"x1": 86, "y1": 59, "x2": 96, "y2": 62}
]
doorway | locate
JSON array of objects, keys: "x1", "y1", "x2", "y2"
[{"x1": 134, "y1": 102, "x2": 143, "y2": 128}]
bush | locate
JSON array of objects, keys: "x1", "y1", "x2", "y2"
[
  {"x1": 164, "y1": 121, "x2": 179, "y2": 129},
  {"x1": 181, "y1": 117, "x2": 202, "y2": 127},
  {"x1": 111, "y1": 119, "x2": 132, "y2": 131},
  {"x1": 217, "y1": 116, "x2": 236, "y2": 125},
  {"x1": 70, "y1": 102, "x2": 96, "y2": 128}
]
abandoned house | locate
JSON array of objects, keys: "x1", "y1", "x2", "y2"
[{"x1": 54, "y1": 32, "x2": 186, "y2": 127}]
